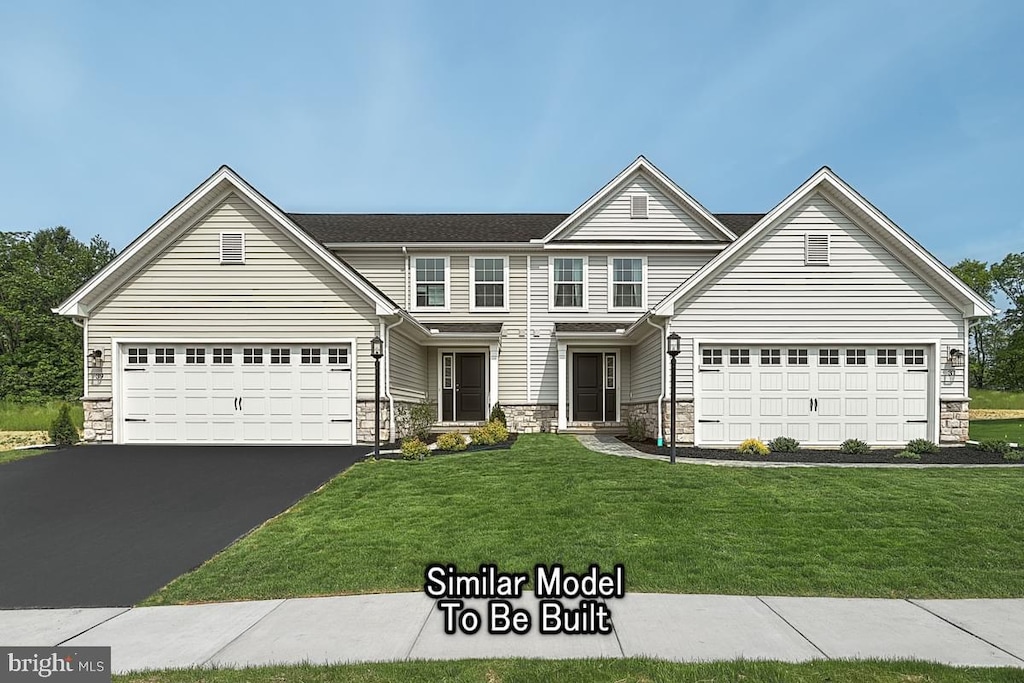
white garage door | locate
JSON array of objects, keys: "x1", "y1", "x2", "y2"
[
  {"x1": 119, "y1": 343, "x2": 353, "y2": 444},
  {"x1": 698, "y1": 345, "x2": 931, "y2": 446}
]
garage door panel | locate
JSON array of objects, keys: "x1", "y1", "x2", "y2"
[
  {"x1": 876, "y1": 372, "x2": 900, "y2": 391},
  {"x1": 123, "y1": 371, "x2": 150, "y2": 391},
  {"x1": 327, "y1": 371, "x2": 351, "y2": 390},
  {"x1": 760, "y1": 373, "x2": 783, "y2": 391},
  {"x1": 845, "y1": 398, "x2": 868, "y2": 416},
  {"x1": 817, "y1": 397, "x2": 841, "y2": 417},
  {"x1": 905, "y1": 372, "x2": 929, "y2": 391},
  {"x1": 844, "y1": 423, "x2": 869, "y2": 441},
  {"x1": 183, "y1": 372, "x2": 208, "y2": 391},
  {"x1": 876, "y1": 423, "x2": 900, "y2": 443},
  {"x1": 184, "y1": 397, "x2": 210, "y2": 415},
  {"x1": 845, "y1": 373, "x2": 868, "y2": 391},
  {"x1": 787, "y1": 373, "x2": 810, "y2": 391},
  {"x1": 268, "y1": 372, "x2": 291, "y2": 390},
  {"x1": 703, "y1": 397, "x2": 725, "y2": 417},
  {"x1": 729, "y1": 397, "x2": 752, "y2": 416},
  {"x1": 702, "y1": 372, "x2": 724, "y2": 390},
  {"x1": 300, "y1": 422, "x2": 325, "y2": 441},
  {"x1": 211, "y1": 395, "x2": 236, "y2": 416},
  {"x1": 817, "y1": 423, "x2": 841, "y2": 442},
  {"x1": 904, "y1": 397, "x2": 927, "y2": 418},
  {"x1": 760, "y1": 398, "x2": 783, "y2": 416},
  {"x1": 327, "y1": 422, "x2": 353, "y2": 443},
  {"x1": 241, "y1": 372, "x2": 266, "y2": 390},
  {"x1": 905, "y1": 422, "x2": 928, "y2": 440},
  {"x1": 210, "y1": 370, "x2": 235, "y2": 391},
  {"x1": 728, "y1": 423, "x2": 752, "y2": 441},
  {"x1": 241, "y1": 421, "x2": 268, "y2": 441},
  {"x1": 184, "y1": 422, "x2": 210, "y2": 441},
  {"x1": 327, "y1": 397, "x2": 351, "y2": 417},
  {"x1": 786, "y1": 398, "x2": 810, "y2": 417},
  {"x1": 817, "y1": 373, "x2": 842, "y2": 391},
  {"x1": 787, "y1": 423, "x2": 811, "y2": 442},
  {"x1": 702, "y1": 422, "x2": 725, "y2": 443},
  {"x1": 152, "y1": 396, "x2": 178, "y2": 415},
  {"x1": 269, "y1": 397, "x2": 293, "y2": 415},
  {"x1": 728, "y1": 373, "x2": 751, "y2": 390},
  {"x1": 299, "y1": 372, "x2": 324, "y2": 391}
]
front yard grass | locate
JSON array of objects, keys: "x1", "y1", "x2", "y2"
[
  {"x1": 113, "y1": 659, "x2": 1024, "y2": 683},
  {"x1": 144, "y1": 433, "x2": 1024, "y2": 605},
  {"x1": 970, "y1": 418, "x2": 1024, "y2": 444}
]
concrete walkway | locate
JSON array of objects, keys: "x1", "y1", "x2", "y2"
[
  {"x1": 578, "y1": 434, "x2": 1024, "y2": 468},
  {"x1": 2, "y1": 593, "x2": 1023, "y2": 673}
]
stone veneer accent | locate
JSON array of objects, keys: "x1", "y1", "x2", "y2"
[
  {"x1": 623, "y1": 400, "x2": 695, "y2": 446},
  {"x1": 82, "y1": 397, "x2": 113, "y2": 442},
  {"x1": 502, "y1": 404, "x2": 557, "y2": 433},
  {"x1": 939, "y1": 399, "x2": 970, "y2": 444},
  {"x1": 356, "y1": 400, "x2": 394, "y2": 444}
]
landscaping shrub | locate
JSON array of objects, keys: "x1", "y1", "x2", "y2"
[
  {"x1": 400, "y1": 437, "x2": 430, "y2": 460},
  {"x1": 768, "y1": 436, "x2": 800, "y2": 453},
  {"x1": 471, "y1": 420, "x2": 509, "y2": 446},
  {"x1": 488, "y1": 403, "x2": 507, "y2": 427},
  {"x1": 906, "y1": 438, "x2": 940, "y2": 455},
  {"x1": 737, "y1": 438, "x2": 769, "y2": 456},
  {"x1": 626, "y1": 416, "x2": 646, "y2": 442},
  {"x1": 435, "y1": 431, "x2": 467, "y2": 452},
  {"x1": 894, "y1": 450, "x2": 922, "y2": 460},
  {"x1": 1004, "y1": 450, "x2": 1024, "y2": 462},
  {"x1": 978, "y1": 439, "x2": 1012, "y2": 455},
  {"x1": 401, "y1": 400, "x2": 436, "y2": 441},
  {"x1": 48, "y1": 404, "x2": 78, "y2": 447},
  {"x1": 840, "y1": 438, "x2": 870, "y2": 455}
]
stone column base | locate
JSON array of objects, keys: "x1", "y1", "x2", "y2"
[
  {"x1": 502, "y1": 404, "x2": 557, "y2": 433},
  {"x1": 82, "y1": 397, "x2": 113, "y2": 442},
  {"x1": 623, "y1": 400, "x2": 695, "y2": 446},
  {"x1": 939, "y1": 400, "x2": 970, "y2": 444}
]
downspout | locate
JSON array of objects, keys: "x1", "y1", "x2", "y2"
[
  {"x1": 645, "y1": 316, "x2": 666, "y2": 445},
  {"x1": 526, "y1": 255, "x2": 533, "y2": 401},
  {"x1": 382, "y1": 318, "x2": 404, "y2": 443}
]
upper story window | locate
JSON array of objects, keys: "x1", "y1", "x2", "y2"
[
  {"x1": 414, "y1": 257, "x2": 448, "y2": 309},
  {"x1": 471, "y1": 257, "x2": 507, "y2": 310},
  {"x1": 611, "y1": 257, "x2": 644, "y2": 309},
  {"x1": 551, "y1": 257, "x2": 585, "y2": 309}
]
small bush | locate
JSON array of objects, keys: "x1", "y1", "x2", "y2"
[
  {"x1": 894, "y1": 450, "x2": 922, "y2": 460},
  {"x1": 840, "y1": 438, "x2": 870, "y2": 455},
  {"x1": 1004, "y1": 450, "x2": 1023, "y2": 462},
  {"x1": 978, "y1": 439, "x2": 1012, "y2": 455},
  {"x1": 48, "y1": 404, "x2": 78, "y2": 447},
  {"x1": 400, "y1": 437, "x2": 430, "y2": 460},
  {"x1": 737, "y1": 438, "x2": 769, "y2": 456},
  {"x1": 488, "y1": 403, "x2": 507, "y2": 427},
  {"x1": 435, "y1": 431, "x2": 467, "y2": 452},
  {"x1": 768, "y1": 436, "x2": 800, "y2": 453},
  {"x1": 626, "y1": 416, "x2": 646, "y2": 442},
  {"x1": 471, "y1": 420, "x2": 509, "y2": 446},
  {"x1": 906, "y1": 438, "x2": 940, "y2": 455},
  {"x1": 400, "y1": 399, "x2": 436, "y2": 441}
]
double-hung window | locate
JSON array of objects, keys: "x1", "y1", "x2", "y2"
[
  {"x1": 471, "y1": 257, "x2": 506, "y2": 310},
  {"x1": 552, "y1": 257, "x2": 585, "y2": 309},
  {"x1": 611, "y1": 257, "x2": 644, "y2": 309},
  {"x1": 414, "y1": 257, "x2": 448, "y2": 309}
]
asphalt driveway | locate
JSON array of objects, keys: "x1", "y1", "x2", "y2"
[{"x1": 0, "y1": 444, "x2": 368, "y2": 609}]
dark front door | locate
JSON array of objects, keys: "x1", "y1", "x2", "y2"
[
  {"x1": 573, "y1": 353, "x2": 602, "y2": 421},
  {"x1": 456, "y1": 353, "x2": 486, "y2": 421}
]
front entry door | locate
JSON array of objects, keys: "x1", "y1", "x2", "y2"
[
  {"x1": 455, "y1": 353, "x2": 486, "y2": 421},
  {"x1": 573, "y1": 353, "x2": 602, "y2": 421}
]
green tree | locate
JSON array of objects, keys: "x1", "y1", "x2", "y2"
[
  {"x1": 0, "y1": 228, "x2": 115, "y2": 400},
  {"x1": 988, "y1": 253, "x2": 1024, "y2": 390},
  {"x1": 952, "y1": 259, "x2": 998, "y2": 388}
]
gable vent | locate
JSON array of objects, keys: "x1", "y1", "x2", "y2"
[
  {"x1": 805, "y1": 234, "x2": 830, "y2": 265},
  {"x1": 630, "y1": 194, "x2": 649, "y2": 219},
  {"x1": 220, "y1": 232, "x2": 245, "y2": 264}
]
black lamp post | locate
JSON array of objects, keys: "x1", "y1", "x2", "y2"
[
  {"x1": 666, "y1": 332, "x2": 681, "y2": 464},
  {"x1": 370, "y1": 336, "x2": 384, "y2": 457}
]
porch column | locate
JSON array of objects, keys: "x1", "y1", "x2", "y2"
[
  {"x1": 489, "y1": 343, "x2": 500, "y2": 415},
  {"x1": 557, "y1": 342, "x2": 568, "y2": 431}
]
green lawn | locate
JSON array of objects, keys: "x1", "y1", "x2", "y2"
[
  {"x1": 969, "y1": 389, "x2": 1024, "y2": 410},
  {"x1": 144, "y1": 433, "x2": 1024, "y2": 605},
  {"x1": 0, "y1": 399, "x2": 84, "y2": 431},
  {"x1": 0, "y1": 449, "x2": 45, "y2": 465},
  {"x1": 112, "y1": 659, "x2": 1024, "y2": 683},
  {"x1": 970, "y1": 419, "x2": 1024, "y2": 444}
]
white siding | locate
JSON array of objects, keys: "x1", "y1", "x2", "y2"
[
  {"x1": 563, "y1": 174, "x2": 719, "y2": 241},
  {"x1": 670, "y1": 193, "x2": 965, "y2": 397},
  {"x1": 647, "y1": 253, "x2": 710, "y2": 306},
  {"x1": 390, "y1": 329, "x2": 426, "y2": 402},
  {"x1": 337, "y1": 251, "x2": 407, "y2": 306},
  {"x1": 629, "y1": 330, "x2": 663, "y2": 403},
  {"x1": 88, "y1": 193, "x2": 381, "y2": 398}
]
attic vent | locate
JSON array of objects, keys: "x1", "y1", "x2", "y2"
[
  {"x1": 220, "y1": 232, "x2": 245, "y2": 264},
  {"x1": 630, "y1": 194, "x2": 649, "y2": 219},
  {"x1": 805, "y1": 234, "x2": 830, "y2": 265}
]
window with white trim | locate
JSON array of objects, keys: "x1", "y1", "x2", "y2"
[
  {"x1": 442, "y1": 355, "x2": 454, "y2": 390},
  {"x1": 414, "y1": 257, "x2": 447, "y2": 308},
  {"x1": 611, "y1": 258, "x2": 644, "y2": 309},
  {"x1": 702, "y1": 348, "x2": 722, "y2": 365},
  {"x1": 212, "y1": 348, "x2": 232, "y2": 364},
  {"x1": 877, "y1": 349, "x2": 898, "y2": 366},
  {"x1": 819, "y1": 348, "x2": 840, "y2": 365},
  {"x1": 243, "y1": 348, "x2": 263, "y2": 364},
  {"x1": 185, "y1": 348, "x2": 205, "y2": 364},
  {"x1": 787, "y1": 349, "x2": 808, "y2": 365},
  {"x1": 805, "y1": 234, "x2": 830, "y2": 265},
  {"x1": 220, "y1": 232, "x2": 245, "y2": 264},
  {"x1": 729, "y1": 349, "x2": 750, "y2": 365},
  {"x1": 328, "y1": 348, "x2": 349, "y2": 365},
  {"x1": 301, "y1": 348, "x2": 321, "y2": 364},
  {"x1": 630, "y1": 194, "x2": 649, "y2": 219},
  {"x1": 127, "y1": 347, "x2": 147, "y2": 365},
  {"x1": 846, "y1": 349, "x2": 867, "y2": 365},
  {"x1": 270, "y1": 348, "x2": 290, "y2": 365},
  {"x1": 904, "y1": 349, "x2": 926, "y2": 366},
  {"x1": 471, "y1": 257, "x2": 506, "y2": 309},
  {"x1": 552, "y1": 257, "x2": 584, "y2": 308},
  {"x1": 605, "y1": 355, "x2": 616, "y2": 389},
  {"x1": 760, "y1": 348, "x2": 781, "y2": 365},
  {"x1": 154, "y1": 348, "x2": 174, "y2": 364}
]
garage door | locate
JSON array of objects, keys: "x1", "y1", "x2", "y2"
[
  {"x1": 119, "y1": 343, "x2": 353, "y2": 444},
  {"x1": 698, "y1": 345, "x2": 930, "y2": 446}
]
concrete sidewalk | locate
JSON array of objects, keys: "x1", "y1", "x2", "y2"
[{"x1": 3, "y1": 593, "x2": 1024, "y2": 674}]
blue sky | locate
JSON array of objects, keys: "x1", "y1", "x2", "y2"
[{"x1": 1, "y1": 0, "x2": 1021, "y2": 266}]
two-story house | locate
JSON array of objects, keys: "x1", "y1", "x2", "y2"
[{"x1": 57, "y1": 157, "x2": 993, "y2": 448}]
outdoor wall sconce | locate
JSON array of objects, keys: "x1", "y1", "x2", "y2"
[{"x1": 949, "y1": 348, "x2": 964, "y2": 367}]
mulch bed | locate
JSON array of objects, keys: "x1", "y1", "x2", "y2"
[
  {"x1": 374, "y1": 433, "x2": 518, "y2": 460},
  {"x1": 617, "y1": 436, "x2": 1022, "y2": 465}
]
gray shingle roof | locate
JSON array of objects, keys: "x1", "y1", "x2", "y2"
[
  {"x1": 288, "y1": 213, "x2": 765, "y2": 244},
  {"x1": 555, "y1": 323, "x2": 626, "y2": 333},
  {"x1": 427, "y1": 323, "x2": 503, "y2": 334}
]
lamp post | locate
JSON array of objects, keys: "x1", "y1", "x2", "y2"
[
  {"x1": 370, "y1": 336, "x2": 384, "y2": 457},
  {"x1": 666, "y1": 332, "x2": 681, "y2": 464}
]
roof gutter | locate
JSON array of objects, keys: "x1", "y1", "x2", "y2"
[{"x1": 645, "y1": 316, "x2": 667, "y2": 446}]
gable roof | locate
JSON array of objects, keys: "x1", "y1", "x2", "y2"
[
  {"x1": 55, "y1": 166, "x2": 400, "y2": 318},
  {"x1": 537, "y1": 156, "x2": 739, "y2": 244},
  {"x1": 650, "y1": 167, "x2": 997, "y2": 319}
]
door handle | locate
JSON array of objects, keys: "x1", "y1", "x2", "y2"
[
  {"x1": 813, "y1": 398, "x2": 818, "y2": 412},
  {"x1": 234, "y1": 397, "x2": 238, "y2": 410},
  {"x1": 239, "y1": 397, "x2": 242, "y2": 411},
  {"x1": 809, "y1": 398, "x2": 813, "y2": 412}
]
